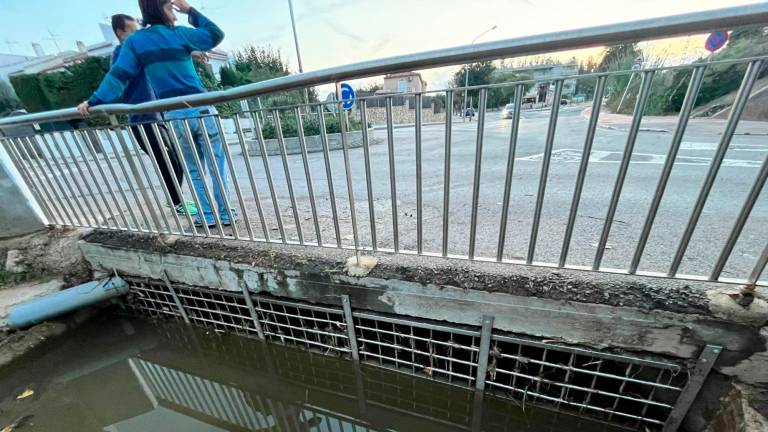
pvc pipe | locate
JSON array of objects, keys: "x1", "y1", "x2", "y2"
[{"x1": 5, "y1": 276, "x2": 128, "y2": 329}]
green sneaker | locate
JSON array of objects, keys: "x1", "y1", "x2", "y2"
[{"x1": 174, "y1": 199, "x2": 198, "y2": 216}]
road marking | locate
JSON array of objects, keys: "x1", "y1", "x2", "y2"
[{"x1": 518, "y1": 148, "x2": 763, "y2": 168}]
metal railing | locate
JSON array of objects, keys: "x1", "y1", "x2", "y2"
[{"x1": 1, "y1": 4, "x2": 768, "y2": 285}]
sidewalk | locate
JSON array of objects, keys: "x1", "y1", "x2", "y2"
[{"x1": 581, "y1": 107, "x2": 768, "y2": 135}]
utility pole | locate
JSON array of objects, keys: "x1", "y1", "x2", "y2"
[
  {"x1": 287, "y1": 0, "x2": 310, "y2": 108},
  {"x1": 463, "y1": 25, "x2": 497, "y2": 121}
]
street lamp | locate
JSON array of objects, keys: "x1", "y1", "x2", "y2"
[
  {"x1": 463, "y1": 25, "x2": 497, "y2": 120},
  {"x1": 287, "y1": 0, "x2": 310, "y2": 106}
]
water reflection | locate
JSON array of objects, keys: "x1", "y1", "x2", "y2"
[{"x1": 0, "y1": 316, "x2": 625, "y2": 432}]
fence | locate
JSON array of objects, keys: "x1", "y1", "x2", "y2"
[{"x1": 1, "y1": 4, "x2": 767, "y2": 286}]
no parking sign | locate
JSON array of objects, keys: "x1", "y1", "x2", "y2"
[{"x1": 705, "y1": 31, "x2": 729, "y2": 53}]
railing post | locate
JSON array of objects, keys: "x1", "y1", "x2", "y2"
[
  {"x1": 341, "y1": 295, "x2": 360, "y2": 362},
  {"x1": 662, "y1": 345, "x2": 721, "y2": 432},
  {"x1": 161, "y1": 270, "x2": 190, "y2": 324},
  {"x1": 240, "y1": 279, "x2": 265, "y2": 340},
  {"x1": 474, "y1": 315, "x2": 494, "y2": 391}
]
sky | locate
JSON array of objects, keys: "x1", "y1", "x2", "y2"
[{"x1": 0, "y1": 0, "x2": 761, "y2": 91}]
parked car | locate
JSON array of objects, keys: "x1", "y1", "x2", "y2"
[{"x1": 501, "y1": 103, "x2": 516, "y2": 119}]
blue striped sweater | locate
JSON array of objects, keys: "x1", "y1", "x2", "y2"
[{"x1": 88, "y1": 8, "x2": 224, "y2": 107}]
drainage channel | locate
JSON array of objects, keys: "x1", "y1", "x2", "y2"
[{"x1": 123, "y1": 276, "x2": 717, "y2": 431}]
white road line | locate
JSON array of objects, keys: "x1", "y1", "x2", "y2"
[{"x1": 518, "y1": 148, "x2": 763, "y2": 168}]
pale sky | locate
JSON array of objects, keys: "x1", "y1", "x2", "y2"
[{"x1": 0, "y1": 0, "x2": 761, "y2": 90}]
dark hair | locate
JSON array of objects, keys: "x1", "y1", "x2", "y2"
[
  {"x1": 139, "y1": 0, "x2": 173, "y2": 27},
  {"x1": 111, "y1": 14, "x2": 136, "y2": 36}
]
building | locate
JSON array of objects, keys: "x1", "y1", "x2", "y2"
[
  {"x1": 379, "y1": 72, "x2": 427, "y2": 94},
  {"x1": 0, "y1": 23, "x2": 230, "y2": 85},
  {"x1": 495, "y1": 63, "x2": 579, "y2": 102}
]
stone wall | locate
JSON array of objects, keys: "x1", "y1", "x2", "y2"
[
  {"x1": 362, "y1": 105, "x2": 446, "y2": 125},
  {"x1": 236, "y1": 128, "x2": 380, "y2": 156}
]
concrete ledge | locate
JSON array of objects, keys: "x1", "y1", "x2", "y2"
[{"x1": 79, "y1": 230, "x2": 767, "y2": 369}]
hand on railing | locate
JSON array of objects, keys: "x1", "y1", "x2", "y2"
[{"x1": 77, "y1": 101, "x2": 91, "y2": 117}]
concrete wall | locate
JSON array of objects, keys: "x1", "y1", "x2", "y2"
[
  {"x1": 240, "y1": 128, "x2": 379, "y2": 156},
  {"x1": 0, "y1": 143, "x2": 46, "y2": 238}
]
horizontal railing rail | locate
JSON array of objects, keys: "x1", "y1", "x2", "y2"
[
  {"x1": 0, "y1": 3, "x2": 767, "y2": 127},
  {"x1": 1, "y1": 5, "x2": 768, "y2": 287}
]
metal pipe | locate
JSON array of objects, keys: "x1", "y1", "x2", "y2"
[
  {"x1": 4, "y1": 4, "x2": 765, "y2": 127},
  {"x1": 163, "y1": 119, "x2": 211, "y2": 237},
  {"x1": 123, "y1": 127, "x2": 169, "y2": 232},
  {"x1": 132, "y1": 126, "x2": 174, "y2": 233},
  {"x1": 710, "y1": 152, "x2": 768, "y2": 280},
  {"x1": 108, "y1": 123, "x2": 156, "y2": 231},
  {"x1": 18, "y1": 136, "x2": 75, "y2": 226},
  {"x1": 750, "y1": 242, "x2": 768, "y2": 284},
  {"x1": 317, "y1": 106, "x2": 341, "y2": 247},
  {"x1": 415, "y1": 93, "x2": 423, "y2": 254},
  {"x1": 103, "y1": 126, "x2": 152, "y2": 230},
  {"x1": 273, "y1": 109, "x2": 302, "y2": 244},
  {"x1": 215, "y1": 115, "x2": 254, "y2": 241},
  {"x1": 233, "y1": 115, "x2": 269, "y2": 241},
  {"x1": 442, "y1": 91, "x2": 454, "y2": 257},
  {"x1": 337, "y1": 84, "x2": 360, "y2": 257},
  {"x1": 295, "y1": 107, "x2": 321, "y2": 245},
  {"x1": 359, "y1": 100, "x2": 376, "y2": 250},
  {"x1": 79, "y1": 130, "x2": 132, "y2": 230},
  {"x1": 593, "y1": 71, "x2": 655, "y2": 270},
  {"x1": 137, "y1": 125, "x2": 185, "y2": 234},
  {"x1": 559, "y1": 76, "x2": 607, "y2": 266},
  {"x1": 45, "y1": 133, "x2": 91, "y2": 226},
  {"x1": 150, "y1": 123, "x2": 196, "y2": 235},
  {"x1": 181, "y1": 118, "x2": 226, "y2": 237},
  {"x1": 199, "y1": 117, "x2": 240, "y2": 239},
  {"x1": 4, "y1": 277, "x2": 128, "y2": 329},
  {"x1": 528, "y1": 80, "x2": 564, "y2": 264},
  {"x1": 668, "y1": 60, "x2": 761, "y2": 276},
  {"x1": 497, "y1": 84, "x2": 525, "y2": 262},
  {"x1": 252, "y1": 111, "x2": 285, "y2": 242},
  {"x1": 69, "y1": 131, "x2": 116, "y2": 229},
  {"x1": 468, "y1": 88, "x2": 488, "y2": 259},
  {"x1": 386, "y1": 96, "x2": 399, "y2": 252},
  {"x1": 629, "y1": 66, "x2": 705, "y2": 274}
]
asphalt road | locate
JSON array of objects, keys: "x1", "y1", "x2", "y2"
[{"x1": 21, "y1": 106, "x2": 768, "y2": 281}]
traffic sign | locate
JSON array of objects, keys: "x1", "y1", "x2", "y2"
[
  {"x1": 340, "y1": 83, "x2": 356, "y2": 110},
  {"x1": 705, "y1": 31, "x2": 729, "y2": 52}
]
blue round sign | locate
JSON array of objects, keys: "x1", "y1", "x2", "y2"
[
  {"x1": 340, "y1": 83, "x2": 356, "y2": 110},
  {"x1": 705, "y1": 31, "x2": 729, "y2": 53}
]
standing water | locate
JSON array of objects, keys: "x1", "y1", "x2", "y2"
[{"x1": 0, "y1": 314, "x2": 625, "y2": 431}]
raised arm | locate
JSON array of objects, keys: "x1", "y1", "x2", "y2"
[{"x1": 173, "y1": 0, "x2": 224, "y2": 52}]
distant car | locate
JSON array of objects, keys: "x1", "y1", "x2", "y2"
[
  {"x1": 560, "y1": 99, "x2": 569, "y2": 106},
  {"x1": 501, "y1": 103, "x2": 516, "y2": 119}
]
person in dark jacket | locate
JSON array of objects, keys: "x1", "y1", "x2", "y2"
[{"x1": 80, "y1": 0, "x2": 234, "y2": 228}]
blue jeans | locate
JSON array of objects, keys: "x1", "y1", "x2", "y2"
[{"x1": 166, "y1": 106, "x2": 236, "y2": 225}]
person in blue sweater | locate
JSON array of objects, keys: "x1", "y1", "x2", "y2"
[
  {"x1": 110, "y1": 13, "x2": 196, "y2": 217},
  {"x1": 79, "y1": 0, "x2": 235, "y2": 228}
]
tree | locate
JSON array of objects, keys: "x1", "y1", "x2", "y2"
[
  {"x1": 452, "y1": 61, "x2": 497, "y2": 108},
  {"x1": 0, "y1": 80, "x2": 22, "y2": 115},
  {"x1": 487, "y1": 72, "x2": 532, "y2": 107}
]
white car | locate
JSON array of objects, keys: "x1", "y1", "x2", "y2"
[{"x1": 501, "y1": 103, "x2": 516, "y2": 119}]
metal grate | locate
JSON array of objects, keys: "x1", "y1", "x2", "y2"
[
  {"x1": 123, "y1": 277, "x2": 704, "y2": 431},
  {"x1": 485, "y1": 334, "x2": 685, "y2": 428}
]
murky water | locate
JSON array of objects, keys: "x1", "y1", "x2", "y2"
[{"x1": 0, "y1": 315, "x2": 626, "y2": 431}]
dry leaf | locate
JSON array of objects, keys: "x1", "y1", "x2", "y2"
[{"x1": 16, "y1": 388, "x2": 34, "y2": 400}]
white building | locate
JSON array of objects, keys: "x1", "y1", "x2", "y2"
[{"x1": 0, "y1": 23, "x2": 230, "y2": 85}]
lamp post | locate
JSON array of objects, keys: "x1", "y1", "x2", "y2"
[
  {"x1": 287, "y1": 0, "x2": 310, "y2": 106},
  {"x1": 462, "y1": 25, "x2": 497, "y2": 120}
]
